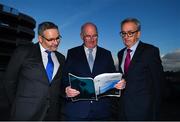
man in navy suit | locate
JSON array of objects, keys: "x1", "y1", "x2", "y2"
[
  {"x1": 117, "y1": 18, "x2": 164, "y2": 120},
  {"x1": 3, "y1": 22, "x2": 65, "y2": 120},
  {"x1": 61, "y1": 22, "x2": 125, "y2": 120}
]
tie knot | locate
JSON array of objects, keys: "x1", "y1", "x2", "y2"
[
  {"x1": 45, "y1": 50, "x2": 51, "y2": 55},
  {"x1": 88, "y1": 48, "x2": 93, "y2": 53},
  {"x1": 127, "y1": 49, "x2": 132, "y2": 53}
]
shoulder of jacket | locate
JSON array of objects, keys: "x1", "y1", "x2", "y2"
[
  {"x1": 55, "y1": 51, "x2": 65, "y2": 59},
  {"x1": 15, "y1": 43, "x2": 34, "y2": 53},
  {"x1": 141, "y1": 41, "x2": 158, "y2": 49},
  {"x1": 97, "y1": 46, "x2": 111, "y2": 53},
  {"x1": 118, "y1": 47, "x2": 126, "y2": 56},
  {"x1": 68, "y1": 45, "x2": 82, "y2": 51}
]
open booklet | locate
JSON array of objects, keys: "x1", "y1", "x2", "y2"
[{"x1": 68, "y1": 72, "x2": 122, "y2": 102}]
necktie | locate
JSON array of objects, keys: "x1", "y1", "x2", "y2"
[
  {"x1": 46, "y1": 51, "x2": 54, "y2": 82},
  {"x1": 88, "y1": 48, "x2": 94, "y2": 72},
  {"x1": 124, "y1": 49, "x2": 131, "y2": 74}
]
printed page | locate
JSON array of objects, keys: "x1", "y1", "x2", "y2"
[{"x1": 93, "y1": 73, "x2": 122, "y2": 97}]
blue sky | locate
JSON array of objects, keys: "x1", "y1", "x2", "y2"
[{"x1": 1, "y1": 0, "x2": 180, "y2": 59}]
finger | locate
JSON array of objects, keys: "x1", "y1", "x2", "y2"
[{"x1": 68, "y1": 91, "x2": 80, "y2": 97}]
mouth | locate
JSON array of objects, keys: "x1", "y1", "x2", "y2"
[{"x1": 124, "y1": 39, "x2": 130, "y2": 43}]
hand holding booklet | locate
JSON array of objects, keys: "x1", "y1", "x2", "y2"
[{"x1": 68, "y1": 73, "x2": 122, "y2": 101}]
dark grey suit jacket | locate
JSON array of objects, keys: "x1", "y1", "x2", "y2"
[
  {"x1": 3, "y1": 43, "x2": 65, "y2": 120},
  {"x1": 117, "y1": 41, "x2": 164, "y2": 120}
]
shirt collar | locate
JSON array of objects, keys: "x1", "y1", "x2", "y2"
[
  {"x1": 39, "y1": 43, "x2": 46, "y2": 53},
  {"x1": 127, "y1": 40, "x2": 140, "y2": 52},
  {"x1": 84, "y1": 46, "x2": 97, "y2": 53}
]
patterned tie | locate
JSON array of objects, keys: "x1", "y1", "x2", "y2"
[
  {"x1": 88, "y1": 48, "x2": 94, "y2": 72},
  {"x1": 46, "y1": 51, "x2": 54, "y2": 82},
  {"x1": 124, "y1": 49, "x2": 132, "y2": 74}
]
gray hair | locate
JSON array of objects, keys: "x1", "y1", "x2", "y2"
[
  {"x1": 38, "y1": 21, "x2": 58, "y2": 36},
  {"x1": 121, "y1": 18, "x2": 141, "y2": 31}
]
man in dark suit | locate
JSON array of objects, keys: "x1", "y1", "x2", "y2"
[
  {"x1": 3, "y1": 22, "x2": 65, "y2": 120},
  {"x1": 117, "y1": 18, "x2": 164, "y2": 120},
  {"x1": 61, "y1": 22, "x2": 125, "y2": 120}
]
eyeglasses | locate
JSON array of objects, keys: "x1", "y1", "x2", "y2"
[
  {"x1": 84, "y1": 34, "x2": 98, "y2": 40},
  {"x1": 120, "y1": 30, "x2": 139, "y2": 38},
  {"x1": 41, "y1": 35, "x2": 62, "y2": 42}
]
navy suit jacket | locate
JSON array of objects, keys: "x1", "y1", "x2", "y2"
[
  {"x1": 61, "y1": 45, "x2": 116, "y2": 120},
  {"x1": 117, "y1": 41, "x2": 164, "y2": 120},
  {"x1": 3, "y1": 43, "x2": 65, "y2": 120}
]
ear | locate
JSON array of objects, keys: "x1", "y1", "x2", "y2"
[
  {"x1": 38, "y1": 36, "x2": 43, "y2": 43},
  {"x1": 137, "y1": 31, "x2": 141, "y2": 38},
  {"x1": 80, "y1": 33, "x2": 84, "y2": 40}
]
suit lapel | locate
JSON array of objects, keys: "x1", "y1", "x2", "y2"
[
  {"x1": 74, "y1": 45, "x2": 93, "y2": 76},
  {"x1": 92, "y1": 46, "x2": 100, "y2": 74},
  {"x1": 80, "y1": 46, "x2": 92, "y2": 74},
  {"x1": 118, "y1": 48, "x2": 126, "y2": 73},
  {"x1": 118, "y1": 42, "x2": 145, "y2": 74},
  {"x1": 128, "y1": 41, "x2": 144, "y2": 73},
  {"x1": 92, "y1": 46, "x2": 105, "y2": 75},
  {"x1": 34, "y1": 43, "x2": 50, "y2": 83},
  {"x1": 52, "y1": 52, "x2": 63, "y2": 81}
]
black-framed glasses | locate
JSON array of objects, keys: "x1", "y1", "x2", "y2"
[
  {"x1": 84, "y1": 34, "x2": 98, "y2": 40},
  {"x1": 41, "y1": 35, "x2": 62, "y2": 42},
  {"x1": 120, "y1": 30, "x2": 139, "y2": 38}
]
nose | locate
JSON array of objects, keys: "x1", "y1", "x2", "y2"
[{"x1": 53, "y1": 39, "x2": 59, "y2": 45}]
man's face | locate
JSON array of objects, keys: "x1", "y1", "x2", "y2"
[
  {"x1": 120, "y1": 22, "x2": 140, "y2": 48},
  {"x1": 81, "y1": 24, "x2": 98, "y2": 49},
  {"x1": 39, "y1": 28, "x2": 60, "y2": 51}
]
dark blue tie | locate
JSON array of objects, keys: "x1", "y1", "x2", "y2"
[{"x1": 46, "y1": 51, "x2": 54, "y2": 82}]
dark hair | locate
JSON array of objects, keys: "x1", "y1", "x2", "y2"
[
  {"x1": 38, "y1": 21, "x2": 58, "y2": 36},
  {"x1": 121, "y1": 18, "x2": 141, "y2": 31},
  {"x1": 81, "y1": 22, "x2": 98, "y2": 35}
]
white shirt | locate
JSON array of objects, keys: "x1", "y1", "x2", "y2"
[
  {"x1": 39, "y1": 43, "x2": 60, "y2": 79},
  {"x1": 121, "y1": 40, "x2": 139, "y2": 73}
]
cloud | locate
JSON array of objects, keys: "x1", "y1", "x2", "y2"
[
  {"x1": 162, "y1": 49, "x2": 180, "y2": 71},
  {"x1": 113, "y1": 49, "x2": 180, "y2": 72}
]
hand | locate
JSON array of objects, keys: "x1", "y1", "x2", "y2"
[
  {"x1": 65, "y1": 86, "x2": 80, "y2": 97},
  {"x1": 114, "y1": 79, "x2": 126, "y2": 90}
]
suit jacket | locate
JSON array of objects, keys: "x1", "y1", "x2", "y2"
[
  {"x1": 61, "y1": 45, "x2": 116, "y2": 120},
  {"x1": 117, "y1": 41, "x2": 164, "y2": 120},
  {"x1": 3, "y1": 43, "x2": 65, "y2": 120}
]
